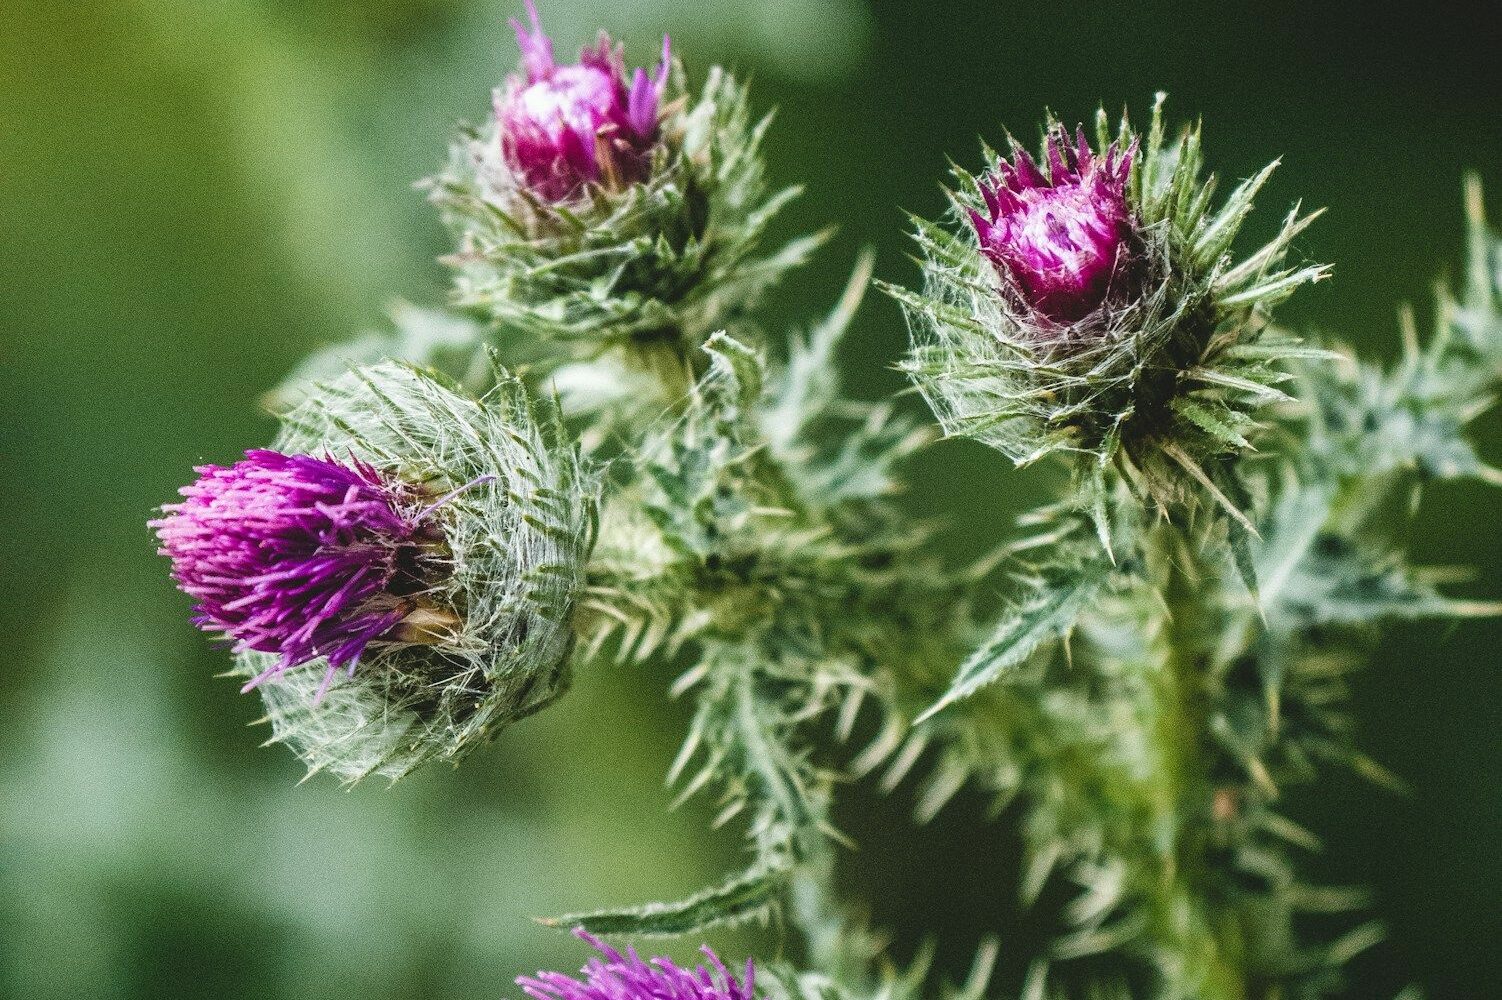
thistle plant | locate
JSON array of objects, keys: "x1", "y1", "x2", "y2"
[{"x1": 151, "y1": 8, "x2": 1499, "y2": 999}]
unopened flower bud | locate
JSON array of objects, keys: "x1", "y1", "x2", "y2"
[{"x1": 429, "y1": 5, "x2": 815, "y2": 359}]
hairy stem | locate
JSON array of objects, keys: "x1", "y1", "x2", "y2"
[{"x1": 1152, "y1": 522, "x2": 1246, "y2": 1000}]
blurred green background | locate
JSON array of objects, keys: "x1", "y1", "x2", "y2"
[{"x1": 3, "y1": 1, "x2": 1499, "y2": 997}]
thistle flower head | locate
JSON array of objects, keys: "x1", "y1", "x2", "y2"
[
  {"x1": 496, "y1": 0, "x2": 670, "y2": 201},
  {"x1": 429, "y1": 13, "x2": 817, "y2": 361},
  {"x1": 896, "y1": 97, "x2": 1328, "y2": 535},
  {"x1": 160, "y1": 357, "x2": 595, "y2": 783},
  {"x1": 152, "y1": 449, "x2": 456, "y2": 701},
  {"x1": 970, "y1": 127, "x2": 1137, "y2": 324},
  {"x1": 519, "y1": 930, "x2": 755, "y2": 1000}
]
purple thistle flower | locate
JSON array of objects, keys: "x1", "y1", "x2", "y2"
[
  {"x1": 497, "y1": 0, "x2": 671, "y2": 201},
  {"x1": 519, "y1": 930, "x2": 755, "y2": 1000},
  {"x1": 152, "y1": 449, "x2": 435, "y2": 701},
  {"x1": 969, "y1": 126, "x2": 1139, "y2": 324}
]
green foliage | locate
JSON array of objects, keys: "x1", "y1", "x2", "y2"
[
  {"x1": 544, "y1": 861, "x2": 791, "y2": 937},
  {"x1": 1452, "y1": 174, "x2": 1502, "y2": 381},
  {"x1": 564, "y1": 281, "x2": 974, "y2": 938},
  {"x1": 136, "y1": 14, "x2": 1502, "y2": 995},
  {"x1": 267, "y1": 302, "x2": 502, "y2": 411},
  {"x1": 1294, "y1": 337, "x2": 1497, "y2": 492},
  {"x1": 917, "y1": 542, "x2": 1114, "y2": 723}
]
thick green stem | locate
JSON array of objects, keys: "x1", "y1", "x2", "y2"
[
  {"x1": 1151, "y1": 522, "x2": 1248, "y2": 1000},
  {"x1": 788, "y1": 840, "x2": 851, "y2": 976},
  {"x1": 625, "y1": 329, "x2": 711, "y2": 404}
]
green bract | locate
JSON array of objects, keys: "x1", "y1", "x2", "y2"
[
  {"x1": 1449, "y1": 174, "x2": 1502, "y2": 386},
  {"x1": 238, "y1": 356, "x2": 595, "y2": 783}
]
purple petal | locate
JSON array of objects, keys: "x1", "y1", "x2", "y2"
[
  {"x1": 519, "y1": 930, "x2": 757, "y2": 1000},
  {"x1": 1011, "y1": 145, "x2": 1048, "y2": 188},
  {"x1": 510, "y1": 0, "x2": 555, "y2": 82},
  {"x1": 626, "y1": 67, "x2": 656, "y2": 140},
  {"x1": 1074, "y1": 125, "x2": 1092, "y2": 171},
  {"x1": 970, "y1": 128, "x2": 1139, "y2": 323},
  {"x1": 153, "y1": 450, "x2": 428, "y2": 695},
  {"x1": 654, "y1": 34, "x2": 672, "y2": 90}
]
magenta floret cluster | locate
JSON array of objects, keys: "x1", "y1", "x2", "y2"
[
  {"x1": 969, "y1": 127, "x2": 1138, "y2": 323},
  {"x1": 496, "y1": 0, "x2": 671, "y2": 201},
  {"x1": 519, "y1": 931, "x2": 756, "y2": 1000},
  {"x1": 152, "y1": 449, "x2": 423, "y2": 698}
]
